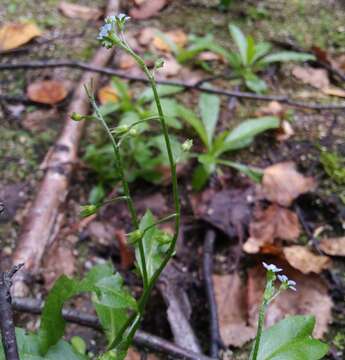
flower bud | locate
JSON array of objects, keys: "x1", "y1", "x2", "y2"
[{"x1": 182, "y1": 139, "x2": 193, "y2": 152}]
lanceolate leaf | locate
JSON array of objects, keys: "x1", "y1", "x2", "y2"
[
  {"x1": 229, "y1": 24, "x2": 248, "y2": 65},
  {"x1": 252, "y1": 315, "x2": 328, "y2": 360},
  {"x1": 260, "y1": 51, "x2": 315, "y2": 64}
]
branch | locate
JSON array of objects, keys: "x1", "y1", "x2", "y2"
[
  {"x1": 0, "y1": 264, "x2": 24, "y2": 360},
  {"x1": 203, "y1": 230, "x2": 223, "y2": 358},
  {"x1": 1, "y1": 60, "x2": 345, "y2": 110},
  {"x1": 11, "y1": 297, "x2": 217, "y2": 360}
]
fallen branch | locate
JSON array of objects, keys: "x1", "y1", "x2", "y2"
[
  {"x1": 11, "y1": 297, "x2": 216, "y2": 360},
  {"x1": 11, "y1": 0, "x2": 120, "y2": 297},
  {"x1": 203, "y1": 230, "x2": 222, "y2": 358},
  {"x1": 0, "y1": 264, "x2": 24, "y2": 360},
  {"x1": 1, "y1": 60, "x2": 345, "y2": 110}
]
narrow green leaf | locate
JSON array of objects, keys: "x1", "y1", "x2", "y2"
[
  {"x1": 246, "y1": 35, "x2": 256, "y2": 64},
  {"x1": 192, "y1": 163, "x2": 211, "y2": 191},
  {"x1": 260, "y1": 51, "x2": 315, "y2": 64},
  {"x1": 199, "y1": 91, "x2": 220, "y2": 148},
  {"x1": 229, "y1": 24, "x2": 248, "y2": 65},
  {"x1": 245, "y1": 74, "x2": 268, "y2": 94},
  {"x1": 149, "y1": 99, "x2": 182, "y2": 129},
  {"x1": 138, "y1": 84, "x2": 183, "y2": 103},
  {"x1": 252, "y1": 42, "x2": 272, "y2": 64},
  {"x1": 218, "y1": 159, "x2": 263, "y2": 183}
]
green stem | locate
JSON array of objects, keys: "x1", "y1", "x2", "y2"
[
  {"x1": 251, "y1": 301, "x2": 266, "y2": 360},
  {"x1": 88, "y1": 91, "x2": 149, "y2": 290}
]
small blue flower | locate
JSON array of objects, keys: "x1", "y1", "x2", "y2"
[
  {"x1": 277, "y1": 274, "x2": 288, "y2": 282},
  {"x1": 262, "y1": 262, "x2": 283, "y2": 273},
  {"x1": 117, "y1": 13, "x2": 131, "y2": 22},
  {"x1": 278, "y1": 274, "x2": 297, "y2": 291},
  {"x1": 97, "y1": 23, "x2": 112, "y2": 40}
]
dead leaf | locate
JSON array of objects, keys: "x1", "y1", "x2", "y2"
[
  {"x1": 58, "y1": 1, "x2": 102, "y2": 20},
  {"x1": 276, "y1": 120, "x2": 295, "y2": 142},
  {"x1": 213, "y1": 273, "x2": 257, "y2": 346},
  {"x1": 197, "y1": 51, "x2": 224, "y2": 62},
  {"x1": 117, "y1": 53, "x2": 137, "y2": 69},
  {"x1": 0, "y1": 22, "x2": 41, "y2": 51},
  {"x1": 292, "y1": 66, "x2": 330, "y2": 89},
  {"x1": 138, "y1": 27, "x2": 157, "y2": 46},
  {"x1": 27, "y1": 80, "x2": 67, "y2": 105},
  {"x1": 98, "y1": 85, "x2": 119, "y2": 104},
  {"x1": 125, "y1": 348, "x2": 158, "y2": 360},
  {"x1": 247, "y1": 264, "x2": 333, "y2": 338},
  {"x1": 319, "y1": 237, "x2": 345, "y2": 256},
  {"x1": 115, "y1": 229, "x2": 134, "y2": 270},
  {"x1": 156, "y1": 56, "x2": 181, "y2": 78},
  {"x1": 257, "y1": 101, "x2": 284, "y2": 117},
  {"x1": 153, "y1": 29, "x2": 187, "y2": 52},
  {"x1": 322, "y1": 86, "x2": 345, "y2": 98},
  {"x1": 283, "y1": 246, "x2": 331, "y2": 274},
  {"x1": 244, "y1": 204, "x2": 300, "y2": 254},
  {"x1": 130, "y1": 0, "x2": 167, "y2": 20},
  {"x1": 259, "y1": 162, "x2": 316, "y2": 207}
]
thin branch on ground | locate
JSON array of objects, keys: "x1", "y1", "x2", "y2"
[
  {"x1": 203, "y1": 230, "x2": 223, "y2": 358},
  {"x1": 0, "y1": 264, "x2": 24, "y2": 360},
  {"x1": 1, "y1": 60, "x2": 345, "y2": 110},
  {"x1": 11, "y1": 297, "x2": 217, "y2": 360}
]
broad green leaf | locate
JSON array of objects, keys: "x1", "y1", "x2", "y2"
[
  {"x1": 252, "y1": 42, "x2": 272, "y2": 64},
  {"x1": 253, "y1": 315, "x2": 328, "y2": 360},
  {"x1": 229, "y1": 24, "x2": 248, "y2": 65},
  {"x1": 226, "y1": 51, "x2": 242, "y2": 68},
  {"x1": 217, "y1": 159, "x2": 263, "y2": 183},
  {"x1": 221, "y1": 116, "x2": 280, "y2": 153},
  {"x1": 199, "y1": 91, "x2": 220, "y2": 149},
  {"x1": 149, "y1": 134, "x2": 186, "y2": 165},
  {"x1": 71, "y1": 337, "x2": 87, "y2": 355},
  {"x1": 149, "y1": 99, "x2": 182, "y2": 129},
  {"x1": 138, "y1": 84, "x2": 183, "y2": 103},
  {"x1": 89, "y1": 183, "x2": 105, "y2": 205},
  {"x1": 177, "y1": 104, "x2": 208, "y2": 148},
  {"x1": 260, "y1": 51, "x2": 315, "y2": 64},
  {"x1": 119, "y1": 111, "x2": 148, "y2": 133},
  {"x1": 45, "y1": 340, "x2": 87, "y2": 360},
  {"x1": 246, "y1": 35, "x2": 256, "y2": 64},
  {"x1": 245, "y1": 75, "x2": 268, "y2": 93},
  {"x1": 98, "y1": 102, "x2": 120, "y2": 117}
]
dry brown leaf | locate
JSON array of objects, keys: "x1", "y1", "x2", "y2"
[
  {"x1": 138, "y1": 27, "x2": 157, "y2": 46},
  {"x1": 153, "y1": 29, "x2": 187, "y2": 52},
  {"x1": 115, "y1": 229, "x2": 134, "y2": 270},
  {"x1": 27, "y1": 80, "x2": 67, "y2": 105},
  {"x1": 130, "y1": 0, "x2": 167, "y2": 20},
  {"x1": 197, "y1": 51, "x2": 223, "y2": 62},
  {"x1": 322, "y1": 86, "x2": 345, "y2": 98},
  {"x1": 156, "y1": 56, "x2": 181, "y2": 78},
  {"x1": 125, "y1": 348, "x2": 159, "y2": 360},
  {"x1": 213, "y1": 273, "x2": 257, "y2": 347},
  {"x1": 292, "y1": 66, "x2": 330, "y2": 89},
  {"x1": 244, "y1": 204, "x2": 300, "y2": 254},
  {"x1": 117, "y1": 53, "x2": 137, "y2": 69},
  {"x1": 98, "y1": 85, "x2": 119, "y2": 104},
  {"x1": 0, "y1": 22, "x2": 41, "y2": 51},
  {"x1": 247, "y1": 264, "x2": 332, "y2": 338},
  {"x1": 58, "y1": 1, "x2": 102, "y2": 20},
  {"x1": 259, "y1": 162, "x2": 316, "y2": 207},
  {"x1": 283, "y1": 246, "x2": 331, "y2": 274},
  {"x1": 319, "y1": 237, "x2": 345, "y2": 256}
]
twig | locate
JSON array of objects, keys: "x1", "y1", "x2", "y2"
[
  {"x1": 0, "y1": 264, "x2": 24, "y2": 360},
  {"x1": 1, "y1": 60, "x2": 345, "y2": 110},
  {"x1": 0, "y1": 94, "x2": 48, "y2": 106},
  {"x1": 11, "y1": 297, "x2": 217, "y2": 360},
  {"x1": 203, "y1": 230, "x2": 222, "y2": 358}
]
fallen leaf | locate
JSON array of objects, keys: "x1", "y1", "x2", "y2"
[
  {"x1": 311, "y1": 46, "x2": 331, "y2": 65},
  {"x1": 117, "y1": 53, "x2": 137, "y2": 69},
  {"x1": 156, "y1": 55, "x2": 181, "y2": 78},
  {"x1": 292, "y1": 66, "x2": 330, "y2": 89},
  {"x1": 130, "y1": 0, "x2": 167, "y2": 20},
  {"x1": 115, "y1": 229, "x2": 134, "y2": 270},
  {"x1": 259, "y1": 162, "x2": 316, "y2": 207},
  {"x1": 98, "y1": 85, "x2": 119, "y2": 104},
  {"x1": 319, "y1": 237, "x2": 345, "y2": 256},
  {"x1": 0, "y1": 22, "x2": 41, "y2": 51},
  {"x1": 247, "y1": 263, "x2": 333, "y2": 338},
  {"x1": 27, "y1": 80, "x2": 67, "y2": 105},
  {"x1": 197, "y1": 51, "x2": 224, "y2": 62},
  {"x1": 125, "y1": 348, "x2": 158, "y2": 360},
  {"x1": 283, "y1": 246, "x2": 331, "y2": 274},
  {"x1": 322, "y1": 86, "x2": 345, "y2": 98},
  {"x1": 243, "y1": 204, "x2": 300, "y2": 254},
  {"x1": 276, "y1": 120, "x2": 295, "y2": 142},
  {"x1": 257, "y1": 101, "x2": 284, "y2": 117},
  {"x1": 153, "y1": 29, "x2": 187, "y2": 52},
  {"x1": 138, "y1": 27, "x2": 157, "y2": 46},
  {"x1": 58, "y1": 1, "x2": 102, "y2": 20},
  {"x1": 213, "y1": 273, "x2": 256, "y2": 346}
]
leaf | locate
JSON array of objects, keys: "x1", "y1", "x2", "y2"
[
  {"x1": 27, "y1": 80, "x2": 67, "y2": 105},
  {"x1": 292, "y1": 66, "x2": 330, "y2": 89},
  {"x1": 138, "y1": 84, "x2": 183, "y2": 103},
  {"x1": 45, "y1": 340, "x2": 87, "y2": 360},
  {"x1": 149, "y1": 99, "x2": 182, "y2": 129},
  {"x1": 259, "y1": 162, "x2": 316, "y2": 206},
  {"x1": 58, "y1": 1, "x2": 102, "y2": 20},
  {"x1": 283, "y1": 246, "x2": 331, "y2": 274},
  {"x1": 218, "y1": 160, "x2": 263, "y2": 183},
  {"x1": 252, "y1": 42, "x2": 272, "y2": 64},
  {"x1": 98, "y1": 85, "x2": 120, "y2": 105},
  {"x1": 153, "y1": 30, "x2": 187, "y2": 53},
  {"x1": 246, "y1": 35, "x2": 256, "y2": 64},
  {"x1": 192, "y1": 164, "x2": 211, "y2": 191},
  {"x1": 319, "y1": 237, "x2": 345, "y2": 256},
  {"x1": 129, "y1": 0, "x2": 167, "y2": 20},
  {"x1": 245, "y1": 75, "x2": 268, "y2": 94},
  {"x1": 198, "y1": 91, "x2": 220, "y2": 148},
  {"x1": 0, "y1": 21, "x2": 41, "y2": 51},
  {"x1": 229, "y1": 24, "x2": 248, "y2": 65},
  {"x1": 261, "y1": 51, "x2": 315, "y2": 64},
  {"x1": 254, "y1": 315, "x2": 328, "y2": 360},
  {"x1": 220, "y1": 116, "x2": 279, "y2": 153}
]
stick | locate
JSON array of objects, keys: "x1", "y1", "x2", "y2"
[
  {"x1": 11, "y1": 0, "x2": 120, "y2": 297},
  {"x1": 203, "y1": 230, "x2": 222, "y2": 358},
  {"x1": 11, "y1": 297, "x2": 216, "y2": 360},
  {"x1": 0, "y1": 264, "x2": 24, "y2": 360},
  {"x1": 1, "y1": 60, "x2": 345, "y2": 110}
]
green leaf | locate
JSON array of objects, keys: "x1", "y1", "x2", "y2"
[
  {"x1": 119, "y1": 111, "x2": 148, "y2": 133},
  {"x1": 246, "y1": 35, "x2": 256, "y2": 64},
  {"x1": 192, "y1": 163, "x2": 211, "y2": 191},
  {"x1": 198, "y1": 91, "x2": 220, "y2": 148},
  {"x1": 252, "y1": 42, "x2": 272, "y2": 64},
  {"x1": 98, "y1": 102, "x2": 120, "y2": 117},
  {"x1": 138, "y1": 84, "x2": 183, "y2": 103},
  {"x1": 229, "y1": 24, "x2": 248, "y2": 65},
  {"x1": 218, "y1": 159, "x2": 263, "y2": 183},
  {"x1": 260, "y1": 51, "x2": 315, "y2": 64},
  {"x1": 89, "y1": 183, "x2": 105, "y2": 205},
  {"x1": 221, "y1": 116, "x2": 280, "y2": 153},
  {"x1": 177, "y1": 104, "x2": 208, "y2": 148},
  {"x1": 45, "y1": 340, "x2": 87, "y2": 360},
  {"x1": 254, "y1": 315, "x2": 328, "y2": 360},
  {"x1": 149, "y1": 99, "x2": 182, "y2": 129},
  {"x1": 245, "y1": 74, "x2": 268, "y2": 93},
  {"x1": 71, "y1": 337, "x2": 87, "y2": 355}
]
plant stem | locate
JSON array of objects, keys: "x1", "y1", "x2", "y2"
[{"x1": 251, "y1": 301, "x2": 266, "y2": 360}]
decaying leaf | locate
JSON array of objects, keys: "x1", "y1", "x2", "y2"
[
  {"x1": 58, "y1": 1, "x2": 102, "y2": 20},
  {"x1": 0, "y1": 22, "x2": 41, "y2": 51},
  {"x1": 153, "y1": 29, "x2": 188, "y2": 52},
  {"x1": 98, "y1": 85, "x2": 119, "y2": 104},
  {"x1": 319, "y1": 237, "x2": 345, "y2": 256},
  {"x1": 197, "y1": 51, "x2": 224, "y2": 62},
  {"x1": 27, "y1": 80, "x2": 68, "y2": 105},
  {"x1": 117, "y1": 53, "x2": 137, "y2": 69},
  {"x1": 125, "y1": 348, "x2": 159, "y2": 360},
  {"x1": 259, "y1": 162, "x2": 316, "y2": 207},
  {"x1": 247, "y1": 264, "x2": 333, "y2": 338},
  {"x1": 292, "y1": 66, "x2": 330, "y2": 89},
  {"x1": 243, "y1": 204, "x2": 300, "y2": 254},
  {"x1": 322, "y1": 86, "x2": 345, "y2": 98},
  {"x1": 283, "y1": 245, "x2": 331, "y2": 274},
  {"x1": 213, "y1": 273, "x2": 257, "y2": 347},
  {"x1": 130, "y1": 0, "x2": 167, "y2": 20},
  {"x1": 155, "y1": 55, "x2": 181, "y2": 77},
  {"x1": 115, "y1": 229, "x2": 134, "y2": 270}
]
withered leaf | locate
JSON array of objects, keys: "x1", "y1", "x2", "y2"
[
  {"x1": 292, "y1": 66, "x2": 330, "y2": 89},
  {"x1": 98, "y1": 85, "x2": 120, "y2": 104},
  {"x1": 153, "y1": 29, "x2": 188, "y2": 52},
  {"x1": 58, "y1": 1, "x2": 102, "y2": 20},
  {"x1": 283, "y1": 245, "x2": 331, "y2": 274},
  {"x1": 0, "y1": 22, "x2": 41, "y2": 51},
  {"x1": 319, "y1": 237, "x2": 345, "y2": 256},
  {"x1": 27, "y1": 80, "x2": 67, "y2": 105},
  {"x1": 130, "y1": 0, "x2": 167, "y2": 20}
]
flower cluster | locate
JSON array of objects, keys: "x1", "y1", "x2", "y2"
[
  {"x1": 97, "y1": 14, "x2": 131, "y2": 48},
  {"x1": 262, "y1": 262, "x2": 297, "y2": 292}
]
